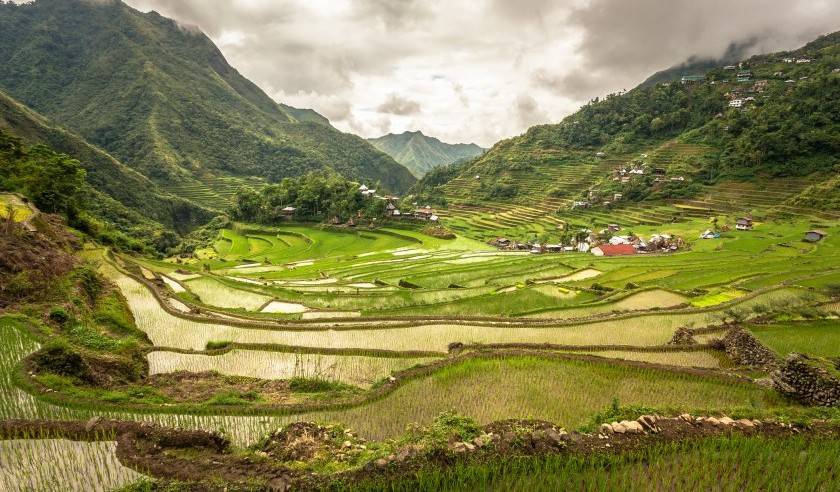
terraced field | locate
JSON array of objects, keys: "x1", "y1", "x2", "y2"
[
  {"x1": 436, "y1": 140, "x2": 834, "y2": 242},
  {"x1": 2, "y1": 218, "x2": 838, "y2": 487}
]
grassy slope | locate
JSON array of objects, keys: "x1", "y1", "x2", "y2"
[{"x1": 0, "y1": 0, "x2": 415, "y2": 193}]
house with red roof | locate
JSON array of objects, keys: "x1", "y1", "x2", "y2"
[{"x1": 591, "y1": 244, "x2": 636, "y2": 257}]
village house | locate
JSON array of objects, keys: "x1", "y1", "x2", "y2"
[
  {"x1": 796, "y1": 58, "x2": 812, "y2": 64},
  {"x1": 803, "y1": 230, "x2": 827, "y2": 243},
  {"x1": 613, "y1": 193, "x2": 623, "y2": 201},
  {"x1": 572, "y1": 200, "x2": 590, "y2": 208},
  {"x1": 415, "y1": 206, "x2": 435, "y2": 220},
  {"x1": 385, "y1": 202, "x2": 399, "y2": 217},
  {"x1": 608, "y1": 224, "x2": 621, "y2": 233},
  {"x1": 735, "y1": 218, "x2": 753, "y2": 231},
  {"x1": 723, "y1": 65, "x2": 737, "y2": 70},
  {"x1": 783, "y1": 57, "x2": 795, "y2": 63},
  {"x1": 670, "y1": 176, "x2": 686, "y2": 182},
  {"x1": 680, "y1": 75, "x2": 705, "y2": 84},
  {"x1": 596, "y1": 152, "x2": 606, "y2": 157},
  {"x1": 591, "y1": 244, "x2": 636, "y2": 257},
  {"x1": 729, "y1": 99, "x2": 744, "y2": 108},
  {"x1": 700, "y1": 229, "x2": 720, "y2": 239},
  {"x1": 280, "y1": 206, "x2": 296, "y2": 220}
]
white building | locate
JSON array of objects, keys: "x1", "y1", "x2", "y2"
[{"x1": 729, "y1": 99, "x2": 744, "y2": 108}]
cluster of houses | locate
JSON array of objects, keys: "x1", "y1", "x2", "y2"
[{"x1": 490, "y1": 225, "x2": 685, "y2": 257}]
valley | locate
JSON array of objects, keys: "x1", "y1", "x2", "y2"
[{"x1": 0, "y1": 1, "x2": 838, "y2": 490}]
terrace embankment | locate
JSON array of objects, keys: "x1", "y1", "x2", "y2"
[
  {"x1": 773, "y1": 354, "x2": 840, "y2": 406},
  {"x1": 2, "y1": 415, "x2": 838, "y2": 491}
]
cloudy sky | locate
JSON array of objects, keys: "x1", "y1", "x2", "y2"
[{"x1": 124, "y1": 0, "x2": 840, "y2": 147}]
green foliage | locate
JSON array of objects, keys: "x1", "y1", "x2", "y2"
[
  {"x1": 231, "y1": 172, "x2": 384, "y2": 223},
  {"x1": 0, "y1": 131, "x2": 85, "y2": 216}
]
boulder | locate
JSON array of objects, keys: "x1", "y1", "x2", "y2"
[
  {"x1": 610, "y1": 422, "x2": 627, "y2": 434},
  {"x1": 736, "y1": 419, "x2": 755, "y2": 428},
  {"x1": 599, "y1": 423, "x2": 614, "y2": 435},
  {"x1": 622, "y1": 420, "x2": 645, "y2": 434},
  {"x1": 719, "y1": 416, "x2": 735, "y2": 426}
]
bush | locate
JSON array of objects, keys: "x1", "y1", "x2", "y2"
[{"x1": 48, "y1": 307, "x2": 70, "y2": 325}]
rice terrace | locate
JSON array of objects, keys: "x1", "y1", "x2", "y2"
[{"x1": 1, "y1": 1, "x2": 840, "y2": 490}]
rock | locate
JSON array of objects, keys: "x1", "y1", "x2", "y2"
[
  {"x1": 611, "y1": 422, "x2": 627, "y2": 434},
  {"x1": 85, "y1": 417, "x2": 102, "y2": 432},
  {"x1": 719, "y1": 416, "x2": 735, "y2": 426},
  {"x1": 473, "y1": 434, "x2": 493, "y2": 448},
  {"x1": 545, "y1": 428, "x2": 568, "y2": 445},
  {"x1": 706, "y1": 417, "x2": 721, "y2": 426},
  {"x1": 375, "y1": 458, "x2": 388, "y2": 468},
  {"x1": 736, "y1": 419, "x2": 755, "y2": 428},
  {"x1": 679, "y1": 413, "x2": 693, "y2": 423},
  {"x1": 638, "y1": 415, "x2": 657, "y2": 432},
  {"x1": 342, "y1": 440, "x2": 352, "y2": 448},
  {"x1": 449, "y1": 442, "x2": 469, "y2": 454},
  {"x1": 388, "y1": 376, "x2": 397, "y2": 382},
  {"x1": 622, "y1": 420, "x2": 645, "y2": 434},
  {"x1": 600, "y1": 423, "x2": 614, "y2": 434}
]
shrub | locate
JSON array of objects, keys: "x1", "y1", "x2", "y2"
[{"x1": 48, "y1": 307, "x2": 70, "y2": 325}]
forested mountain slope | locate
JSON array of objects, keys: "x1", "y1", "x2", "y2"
[
  {"x1": 368, "y1": 131, "x2": 485, "y2": 178},
  {"x1": 0, "y1": 0, "x2": 415, "y2": 193},
  {"x1": 432, "y1": 31, "x2": 839, "y2": 204},
  {"x1": 0, "y1": 90, "x2": 212, "y2": 235}
]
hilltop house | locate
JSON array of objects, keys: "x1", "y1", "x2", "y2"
[
  {"x1": 591, "y1": 244, "x2": 636, "y2": 257},
  {"x1": 680, "y1": 75, "x2": 705, "y2": 84},
  {"x1": 735, "y1": 218, "x2": 753, "y2": 231},
  {"x1": 803, "y1": 230, "x2": 827, "y2": 243}
]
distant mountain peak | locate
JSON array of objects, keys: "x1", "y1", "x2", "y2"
[{"x1": 368, "y1": 131, "x2": 486, "y2": 178}]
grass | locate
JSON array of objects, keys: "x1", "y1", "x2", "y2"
[
  {"x1": 748, "y1": 320, "x2": 840, "y2": 358},
  {"x1": 367, "y1": 435, "x2": 840, "y2": 491}
]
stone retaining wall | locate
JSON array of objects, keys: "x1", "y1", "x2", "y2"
[{"x1": 773, "y1": 354, "x2": 840, "y2": 407}]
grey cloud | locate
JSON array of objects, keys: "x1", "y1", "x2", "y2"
[
  {"x1": 559, "y1": 0, "x2": 840, "y2": 98},
  {"x1": 514, "y1": 94, "x2": 548, "y2": 128},
  {"x1": 377, "y1": 94, "x2": 422, "y2": 115},
  {"x1": 353, "y1": 0, "x2": 432, "y2": 29}
]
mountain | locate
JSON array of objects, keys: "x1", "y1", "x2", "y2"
[
  {"x1": 430, "y1": 31, "x2": 840, "y2": 206},
  {"x1": 0, "y1": 89, "x2": 212, "y2": 235},
  {"x1": 0, "y1": 0, "x2": 415, "y2": 195},
  {"x1": 368, "y1": 131, "x2": 485, "y2": 178}
]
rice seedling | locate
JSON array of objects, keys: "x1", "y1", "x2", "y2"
[
  {"x1": 305, "y1": 356, "x2": 773, "y2": 439},
  {"x1": 147, "y1": 350, "x2": 439, "y2": 388},
  {"x1": 748, "y1": 320, "x2": 840, "y2": 357},
  {"x1": 183, "y1": 276, "x2": 272, "y2": 311},
  {"x1": 378, "y1": 435, "x2": 840, "y2": 491},
  {"x1": 0, "y1": 439, "x2": 143, "y2": 492}
]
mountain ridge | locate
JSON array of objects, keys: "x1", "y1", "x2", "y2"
[{"x1": 0, "y1": 0, "x2": 416, "y2": 193}]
